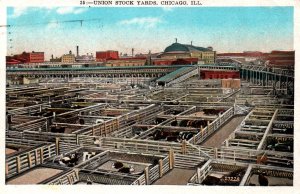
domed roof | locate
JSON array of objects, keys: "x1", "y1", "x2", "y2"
[
  {"x1": 164, "y1": 43, "x2": 190, "y2": 53},
  {"x1": 164, "y1": 42, "x2": 210, "y2": 53}
]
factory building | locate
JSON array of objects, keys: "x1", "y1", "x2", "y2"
[
  {"x1": 6, "y1": 51, "x2": 45, "y2": 64},
  {"x1": 61, "y1": 51, "x2": 76, "y2": 63},
  {"x1": 96, "y1": 50, "x2": 119, "y2": 62}
]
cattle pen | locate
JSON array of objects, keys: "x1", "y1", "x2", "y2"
[{"x1": 5, "y1": 65, "x2": 294, "y2": 186}]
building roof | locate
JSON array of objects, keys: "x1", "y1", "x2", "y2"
[{"x1": 164, "y1": 43, "x2": 211, "y2": 53}]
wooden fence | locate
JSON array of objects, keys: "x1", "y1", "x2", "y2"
[
  {"x1": 6, "y1": 143, "x2": 57, "y2": 179},
  {"x1": 188, "y1": 107, "x2": 234, "y2": 144},
  {"x1": 46, "y1": 169, "x2": 79, "y2": 185}
]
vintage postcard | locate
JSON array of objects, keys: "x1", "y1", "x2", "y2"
[{"x1": 0, "y1": 0, "x2": 299, "y2": 193}]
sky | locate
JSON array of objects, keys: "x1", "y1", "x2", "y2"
[{"x1": 6, "y1": 6, "x2": 294, "y2": 60}]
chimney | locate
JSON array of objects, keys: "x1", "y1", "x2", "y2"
[
  {"x1": 132, "y1": 48, "x2": 134, "y2": 57},
  {"x1": 76, "y1": 46, "x2": 79, "y2": 57},
  {"x1": 51, "y1": 54, "x2": 54, "y2": 59},
  {"x1": 175, "y1": 38, "x2": 177, "y2": 43},
  {"x1": 191, "y1": 41, "x2": 193, "y2": 45}
]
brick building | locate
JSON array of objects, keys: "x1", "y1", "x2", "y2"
[
  {"x1": 96, "y1": 51, "x2": 119, "y2": 62},
  {"x1": 200, "y1": 70, "x2": 240, "y2": 79},
  {"x1": 105, "y1": 57, "x2": 146, "y2": 67},
  {"x1": 6, "y1": 51, "x2": 44, "y2": 64},
  {"x1": 264, "y1": 51, "x2": 294, "y2": 68}
]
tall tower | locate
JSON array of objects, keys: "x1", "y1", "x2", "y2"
[{"x1": 76, "y1": 45, "x2": 79, "y2": 57}]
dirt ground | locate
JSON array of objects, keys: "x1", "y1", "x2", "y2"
[
  {"x1": 247, "y1": 174, "x2": 293, "y2": 186},
  {"x1": 152, "y1": 168, "x2": 195, "y2": 185},
  {"x1": 96, "y1": 160, "x2": 149, "y2": 173},
  {"x1": 6, "y1": 148, "x2": 17, "y2": 155},
  {"x1": 6, "y1": 167, "x2": 63, "y2": 184},
  {"x1": 200, "y1": 116, "x2": 245, "y2": 147}
]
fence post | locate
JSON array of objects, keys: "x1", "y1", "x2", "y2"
[
  {"x1": 182, "y1": 140, "x2": 187, "y2": 154},
  {"x1": 197, "y1": 167, "x2": 201, "y2": 184},
  {"x1": 55, "y1": 137, "x2": 60, "y2": 155},
  {"x1": 159, "y1": 159, "x2": 163, "y2": 178},
  {"x1": 144, "y1": 167, "x2": 149, "y2": 185},
  {"x1": 76, "y1": 134, "x2": 79, "y2": 145},
  {"x1": 214, "y1": 148, "x2": 218, "y2": 159},
  {"x1": 28, "y1": 152, "x2": 32, "y2": 168},
  {"x1": 6, "y1": 162, "x2": 9, "y2": 175},
  {"x1": 169, "y1": 149, "x2": 174, "y2": 169},
  {"x1": 40, "y1": 148, "x2": 44, "y2": 164},
  {"x1": 16, "y1": 156, "x2": 21, "y2": 173},
  {"x1": 35, "y1": 149, "x2": 38, "y2": 164}
]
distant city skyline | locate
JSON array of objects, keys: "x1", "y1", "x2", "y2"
[{"x1": 7, "y1": 6, "x2": 294, "y2": 60}]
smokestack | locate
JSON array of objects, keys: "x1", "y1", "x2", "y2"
[
  {"x1": 51, "y1": 54, "x2": 54, "y2": 59},
  {"x1": 76, "y1": 45, "x2": 79, "y2": 57},
  {"x1": 132, "y1": 48, "x2": 134, "y2": 57},
  {"x1": 191, "y1": 41, "x2": 193, "y2": 45}
]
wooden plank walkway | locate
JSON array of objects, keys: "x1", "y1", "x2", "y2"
[
  {"x1": 200, "y1": 116, "x2": 245, "y2": 148},
  {"x1": 152, "y1": 168, "x2": 195, "y2": 185}
]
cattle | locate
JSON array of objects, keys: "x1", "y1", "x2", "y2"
[
  {"x1": 112, "y1": 161, "x2": 124, "y2": 169},
  {"x1": 203, "y1": 108, "x2": 225, "y2": 115},
  {"x1": 152, "y1": 129, "x2": 195, "y2": 142},
  {"x1": 267, "y1": 139, "x2": 293, "y2": 152},
  {"x1": 169, "y1": 110, "x2": 182, "y2": 115},
  {"x1": 258, "y1": 171, "x2": 269, "y2": 186},
  {"x1": 7, "y1": 115, "x2": 12, "y2": 124},
  {"x1": 58, "y1": 152, "x2": 79, "y2": 167},
  {"x1": 170, "y1": 119, "x2": 178, "y2": 126},
  {"x1": 78, "y1": 118, "x2": 85, "y2": 125},
  {"x1": 152, "y1": 130, "x2": 180, "y2": 141},
  {"x1": 50, "y1": 126, "x2": 66, "y2": 133},
  {"x1": 179, "y1": 120, "x2": 207, "y2": 128},
  {"x1": 202, "y1": 168, "x2": 245, "y2": 186},
  {"x1": 118, "y1": 166, "x2": 134, "y2": 173},
  {"x1": 155, "y1": 118, "x2": 166, "y2": 124}
]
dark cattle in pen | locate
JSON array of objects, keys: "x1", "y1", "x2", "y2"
[
  {"x1": 50, "y1": 126, "x2": 66, "y2": 133},
  {"x1": 155, "y1": 118, "x2": 166, "y2": 124},
  {"x1": 179, "y1": 120, "x2": 207, "y2": 128},
  {"x1": 170, "y1": 119, "x2": 178, "y2": 126},
  {"x1": 203, "y1": 108, "x2": 225, "y2": 115},
  {"x1": 202, "y1": 168, "x2": 245, "y2": 186},
  {"x1": 78, "y1": 118, "x2": 85, "y2": 125},
  {"x1": 112, "y1": 161, "x2": 124, "y2": 169},
  {"x1": 59, "y1": 152, "x2": 79, "y2": 167},
  {"x1": 178, "y1": 132, "x2": 195, "y2": 141},
  {"x1": 169, "y1": 110, "x2": 182, "y2": 115},
  {"x1": 152, "y1": 130, "x2": 180, "y2": 141},
  {"x1": 258, "y1": 171, "x2": 269, "y2": 186},
  {"x1": 267, "y1": 139, "x2": 293, "y2": 152}
]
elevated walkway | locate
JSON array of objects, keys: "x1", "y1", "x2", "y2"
[{"x1": 156, "y1": 66, "x2": 196, "y2": 85}]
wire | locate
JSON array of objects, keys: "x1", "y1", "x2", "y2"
[{"x1": 1, "y1": 18, "x2": 102, "y2": 28}]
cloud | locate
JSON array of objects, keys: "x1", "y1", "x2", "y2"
[
  {"x1": 120, "y1": 17, "x2": 162, "y2": 28},
  {"x1": 56, "y1": 7, "x2": 86, "y2": 15},
  {"x1": 9, "y1": 7, "x2": 28, "y2": 18},
  {"x1": 162, "y1": 7, "x2": 174, "y2": 12}
]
